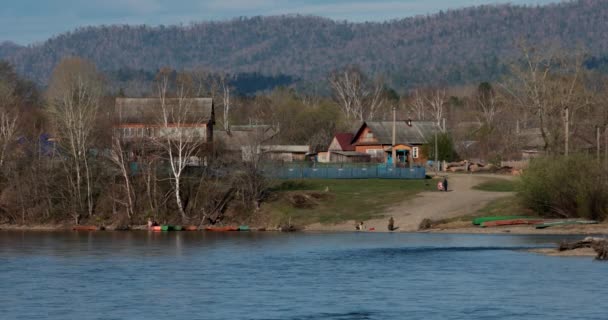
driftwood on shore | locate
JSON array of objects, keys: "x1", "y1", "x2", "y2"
[{"x1": 559, "y1": 237, "x2": 608, "y2": 260}]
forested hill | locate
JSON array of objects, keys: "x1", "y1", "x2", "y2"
[{"x1": 2, "y1": 0, "x2": 608, "y2": 89}]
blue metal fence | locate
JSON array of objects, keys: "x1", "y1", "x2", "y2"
[{"x1": 266, "y1": 165, "x2": 426, "y2": 180}]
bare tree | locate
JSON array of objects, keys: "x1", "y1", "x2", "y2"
[
  {"x1": 155, "y1": 69, "x2": 209, "y2": 223},
  {"x1": 329, "y1": 66, "x2": 387, "y2": 121},
  {"x1": 409, "y1": 89, "x2": 427, "y2": 120},
  {"x1": 501, "y1": 44, "x2": 590, "y2": 154},
  {"x1": 0, "y1": 80, "x2": 19, "y2": 168},
  {"x1": 427, "y1": 89, "x2": 446, "y2": 131},
  {"x1": 219, "y1": 74, "x2": 233, "y2": 131},
  {"x1": 46, "y1": 57, "x2": 103, "y2": 223},
  {"x1": 476, "y1": 82, "x2": 501, "y2": 128},
  {"x1": 108, "y1": 135, "x2": 135, "y2": 221}
]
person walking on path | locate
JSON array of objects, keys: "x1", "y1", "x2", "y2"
[
  {"x1": 388, "y1": 217, "x2": 395, "y2": 231},
  {"x1": 443, "y1": 176, "x2": 449, "y2": 192}
]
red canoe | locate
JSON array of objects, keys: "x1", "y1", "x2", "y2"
[
  {"x1": 204, "y1": 226, "x2": 239, "y2": 232},
  {"x1": 150, "y1": 226, "x2": 162, "y2": 231},
  {"x1": 72, "y1": 225, "x2": 103, "y2": 231},
  {"x1": 482, "y1": 219, "x2": 544, "y2": 227},
  {"x1": 184, "y1": 225, "x2": 198, "y2": 231}
]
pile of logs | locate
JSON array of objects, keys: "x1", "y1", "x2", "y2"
[
  {"x1": 559, "y1": 237, "x2": 608, "y2": 260},
  {"x1": 444, "y1": 161, "x2": 522, "y2": 175}
]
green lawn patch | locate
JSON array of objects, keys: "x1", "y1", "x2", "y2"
[
  {"x1": 473, "y1": 178, "x2": 518, "y2": 192},
  {"x1": 263, "y1": 179, "x2": 434, "y2": 226},
  {"x1": 432, "y1": 195, "x2": 534, "y2": 227}
]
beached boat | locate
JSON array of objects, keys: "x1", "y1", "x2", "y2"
[
  {"x1": 535, "y1": 220, "x2": 598, "y2": 229},
  {"x1": 473, "y1": 216, "x2": 533, "y2": 225},
  {"x1": 160, "y1": 225, "x2": 183, "y2": 231},
  {"x1": 204, "y1": 226, "x2": 239, "y2": 232},
  {"x1": 72, "y1": 225, "x2": 104, "y2": 231},
  {"x1": 238, "y1": 225, "x2": 250, "y2": 231},
  {"x1": 150, "y1": 226, "x2": 162, "y2": 231},
  {"x1": 184, "y1": 225, "x2": 198, "y2": 231},
  {"x1": 481, "y1": 219, "x2": 544, "y2": 227}
]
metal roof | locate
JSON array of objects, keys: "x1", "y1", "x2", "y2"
[
  {"x1": 115, "y1": 98, "x2": 213, "y2": 124},
  {"x1": 354, "y1": 121, "x2": 437, "y2": 145}
]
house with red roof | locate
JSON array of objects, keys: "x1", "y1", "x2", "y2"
[{"x1": 318, "y1": 133, "x2": 371, "y2": 163}]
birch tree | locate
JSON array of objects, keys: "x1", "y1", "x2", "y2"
[
  {"x1": 155, "y1": 69, "x2": 208, "y2": 223},
  {"x1": 329, "y1": 66, "x2": 387, "y2": 121},
  {"x1": 47, "y1": 57, "x2": 103, "y2": 223},
  {"x1": 108, "y1": 135, "x2": 135, "y2": 221},
  {"x1": 427, "y1": 89, "x2": 446, "y2": 131},
  {"x1": 501, "y1": 45, "x2": 590, "y2": 154},
  {"x1": 0, "y1": 80, "x2": 19, "y2": 168},
  {"x1": 409, "y1": 89, "x2": 427, "y2": 120}
]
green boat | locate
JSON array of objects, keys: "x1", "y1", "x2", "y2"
[
  {"x1": 472, "y1": 216, "x2": 532, "y2": 226},
  {"x1": 535, "y1": 220, "x2": 598, "y2": 229},
  {"x1": 238, "y1": 225, "x2": 250, "y2": 231},
  {"x1": 160, "y1": 225, "x2": 183, "y2": 231}
]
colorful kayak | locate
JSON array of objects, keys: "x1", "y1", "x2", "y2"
[
  {"x1": 481, "y1": 219, "x2": 544, "y2": 227},
  {"x1": 160, "y1": 225, "x2": 183, "y2": 231},
  {"x1": 72, "y1": 225, "x2": 104, "y2": 231},
  {"x1": 473, "y1": 216, "x2": 533, "y2": 226},
  {"x1": 535, "y1": 220, "x2": 599, "y2": 229},
  {"x1": 184, "y1": 225, "x2": 198, "y2": 231},
  {"x1": 150, "y1": 226, "x2": 162, "y2": 231},
  {"x1": 204, "y1": 226, "x2": 239, "y2": 232},
  {"x1": 238, "y1": 225, "x2": 250, "y2": 231}
]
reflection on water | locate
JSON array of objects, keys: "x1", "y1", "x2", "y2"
[{"x1": 0, "y1": 231, "x2": 605, "y2": 320}]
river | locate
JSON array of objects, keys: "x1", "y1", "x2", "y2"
[{"x1": 0, "y1": 231, "x2": 605, "y2": 320}]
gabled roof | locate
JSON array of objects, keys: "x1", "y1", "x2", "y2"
[
  {"x1": 116, "y1": 98, "x2": 213, "y2": 124},
  {"x1": 332, "y1": 133, "x2": 355, "y2": 151},
  {"x1": 353, "y1": 121, "x2": 437, "y2": 145},
  {"x1": 214, "y1": 126, "x2": 278, "y2": 151}
]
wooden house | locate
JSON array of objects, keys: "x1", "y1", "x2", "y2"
[
  {"x1": 319, "y1": 133, "x2": 371, "y2": 163},
  {"x1": 351, "y1": 120, "x2": 436, "y2": 166},
  {"x1": 214, "y1": 125, "x2": 278, "y2": 160},
  {"x1": 115, "y1": 98, "x2": 214, "y2": 144}
]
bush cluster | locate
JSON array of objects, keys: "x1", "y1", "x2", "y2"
[{"x1": 518, "y1": 155, "x2": 608, "y2": 221}]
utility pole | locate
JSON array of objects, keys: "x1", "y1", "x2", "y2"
[
  {"x1": 605, "y1": 125, "x2": 608, "y2": 169},
  {"x1": 597, "y1": 126, "x2": 601, "y2": 162},
  {"x1": 392, "y1": 106, "x2": 397, "y2": 168},
  {"x1": 434, "y1": 126, "x2": 439, "y2": 174},
  {"x1": 564, "y1": 107, "x2": 569, "y2": 156}
]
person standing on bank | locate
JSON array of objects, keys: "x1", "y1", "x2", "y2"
[
  {"x1": 443, "y1": 176, "x2": 449, "y2": 192},
  {"x1": 388, "y1": 217, "x2": 395, "y2": 231}
]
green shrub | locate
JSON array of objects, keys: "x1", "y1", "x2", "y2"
[{"x1": 518, "y1": 155, "x2": 608, "y2": 221}]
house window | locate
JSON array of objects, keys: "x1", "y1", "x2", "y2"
[
  {"x1": 365, "y1": 132, "x2": 373, "y2": 139},
  {"x1": 412, "y1": 147, "x2": 419, "y2": 159}
]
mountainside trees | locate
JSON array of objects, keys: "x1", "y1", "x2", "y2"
[{"x1": 3, "y1": 1, "x2": 608, "y2": 89}]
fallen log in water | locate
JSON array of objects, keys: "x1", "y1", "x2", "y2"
[{"x1": 559, "y1": 237, "x2": 608, "y2": 260}]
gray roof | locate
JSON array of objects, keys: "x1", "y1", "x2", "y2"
[
  {"x1": 262, "y1": 145, "x2": 310, "y2": 153},
  {"x1": 214, "y1": 126, "x2": 278, "y2": 151},
  {"x1": 355, "y1": 121, "x2": 437, "y2": 145},
  {"x1": 115, "y1": 98, "x2": 213, "y2": 124}
]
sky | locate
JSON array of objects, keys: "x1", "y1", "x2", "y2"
[{"x1": 1, "y1": 0, "x2": 562, "y2": 45}]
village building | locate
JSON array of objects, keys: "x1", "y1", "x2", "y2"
[
  {"x1": 318, "y1": 133, "x2": 371, "y2": 163},
  {"x1": 115, "y1": 97, "x2": 215, "y2": 144},
  {"x1": 351, "y1": 120, "x2": 437, "y2": 166},
  {"x1": 214, "y1": 124, "x2": 278, "y2": 160}
]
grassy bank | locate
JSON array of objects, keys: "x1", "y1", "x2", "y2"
[
  {"x1": 261, "y1": 179, "x2": 434, "y2": 227},
  {"x1": 431, "y1": 195, "x2": 534, "y2": 229},
  {"x1": 472, "y1": 178, "x2": 518, "y2": 192}
]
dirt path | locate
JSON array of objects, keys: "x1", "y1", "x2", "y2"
[{"x1": 307, "y1": 174, "x2": 515, "y2": 232}]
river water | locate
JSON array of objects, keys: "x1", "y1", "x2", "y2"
[{"x1": 0, "y1": 231, "x2": 606, "y2": 320}]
